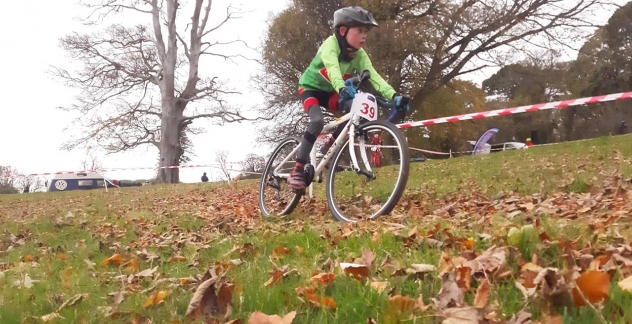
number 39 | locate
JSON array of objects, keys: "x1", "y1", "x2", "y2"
[{"x1": 360, "y1": 103, "x2": 375, "y2": 119}]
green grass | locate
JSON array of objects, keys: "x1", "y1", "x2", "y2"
[{"x1": 1, "y1": 134, "x2": 632, "y2": 323}]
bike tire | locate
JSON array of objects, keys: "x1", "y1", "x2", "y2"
[
  {"x1": 258, "y1": 137, "x2": 303, "y2": 217},
  {"x1": 325, "y1": 120, "x2": 410, "y2": 222}
]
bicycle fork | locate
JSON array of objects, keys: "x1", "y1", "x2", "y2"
[{"x1": 348, "y1": 121, "x2": 375, "y2": 181}]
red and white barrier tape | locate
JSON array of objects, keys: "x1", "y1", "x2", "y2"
[
  {"x1": 2, "y1": 163, "x2": 265, "y2": 179},
  {"x1": 5, "y1": 91, "x2": 630, "y2": 180},
  {"x1": 397, "y1": 91, "x2": 632, "y2": 129}
]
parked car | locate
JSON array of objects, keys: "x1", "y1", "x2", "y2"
[
  {"x1": 467, "y1": 141, "x2": 528, "y2": 155},
  {"x1": 49, "y1": 172, "x2": 119, "y2": 192}
]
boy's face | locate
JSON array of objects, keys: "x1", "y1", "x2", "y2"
[{"x1": 342, "y1": 26, "x2": 370, "y2": 49}]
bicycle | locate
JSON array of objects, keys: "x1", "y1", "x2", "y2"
[{"x1": 258, "y1": 70, "x2": 410, "y2": 223}]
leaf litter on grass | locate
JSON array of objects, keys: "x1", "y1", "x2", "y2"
[{"x1": 2, "y1": 140, "x2": 632, "y2": 323}]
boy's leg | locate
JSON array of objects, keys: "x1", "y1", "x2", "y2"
[
  {"x1": 319, "y1": 92, "x2": 351, "y2": 155},
  {"x1": 289, "y1": 91, "x2": 327, "y2": 191}
]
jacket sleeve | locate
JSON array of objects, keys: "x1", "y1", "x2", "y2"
[
  {"x1": 319, "y1": 36, "x2": 346, "y2": 93},
  {"x1": 357, "y1": 49, "x2": 397, "y2": 99}
]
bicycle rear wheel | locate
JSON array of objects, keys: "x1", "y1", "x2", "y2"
[
  {"x1": 325, "y1": 120, "x2": 410, "y2": 222},
  {"x1": 258, "y1": 137, "x2": 302, "y2": 217}
]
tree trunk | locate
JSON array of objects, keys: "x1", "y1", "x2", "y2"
[{"x1": 157, "y1": 101, "x2": 184, "y2": 183}]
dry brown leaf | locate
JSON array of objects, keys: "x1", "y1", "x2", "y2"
[
  {"x1": 456, "y1": 266, "x2": 472, "y2": 290},
  {"x1": 295, "y1": 285, "x2": 317, "y2": 297},
  {"x1": 126, "y1": 258, "x2": 140, "y2": 273},
  {"x1": 272, "y1": 246, "x2": 291, "y2": 259},
  {"x1": 572, "y1": 270, "x2": 610, "y2": 306},
  {"x1": 436, "y1": 272, "x2": 464, "y2": 309},
  {"x1": 186, "y1": 277, "x2": 218, "y2": 317},
  {"x1": 247, "y1": 310, "x2": 296, "y2": 324},
  {"x1": 136, "y1": 266, "x2": 158, "y2": 278},
  {"x1": 168, "y1": 255, "x2": 187, "y2": 263},
  {"x1": 58, "y1": 293, "x2": 90, "y2": 312},
  {"x1": 508, "y1": 310, "x2": 532, "y2": 324},
  {"x1": 388, "y1": 295, "x2": 416, "y2": 313},
  {"x1": 461, "y1": 239, "x2": 475, "y2": 251},
  {"x1": 311, "y1": 273, "x2": 335, "y2": 286},
  {"x1": 143, "y1": 290, "x2": 170, "y2": 308},
  {"x1": 617, "y1": 275, "x2": 632, "y2": 292},
  {"x1": 473, "y1": 280, "x2": 490, "y2": 308},
  {"x1": 264, "y1": 266, "x2": 295, "y2": 287},
  {"x1": 100, "y1": 253, "x2": 123, "y2": 267},
  {"x1": 112, "y1": 290, "x2": 125, "y2": 312},
  {"x1": 41, "y1": 312, "x2": 62, "y2": 323},
  {"x1": 441, "y1": 306, "x2": 478, "y2": 324},
  {"x1": 306, "y1": 294, "x2": 336, "y2": 309},
  {"x1": 362, "y1": 250, "x2": 376, "y2": 268},
  {"x1": 108, "y1": 312, "x2": 151, "y2": 323},
  {"x1": 409, "y1": 263, "x2": 436, "y2": 273},
  {"x1": 240, "y1": 243, "x2": 260, "y2": 259},
  {"x1": 370, "y1": 281, "x2": 389, "y2": 293},
  {"x1": 465, "y1": 246, "x2": 506, "y2": 274},
  {"x1": 340, "y1": 263, "x2": 369, "y2": 280}
]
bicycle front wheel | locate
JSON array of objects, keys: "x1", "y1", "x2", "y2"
[
  {"x1": 326, "y1": 120, "x2": 410, "y2": 222},
  {"x1": 258, "y1": 137, "x2": 302, "y2": 217}
]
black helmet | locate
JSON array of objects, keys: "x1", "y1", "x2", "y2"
[{"x1": 333, "y1": 6, "x2": 378, "y2": 29}]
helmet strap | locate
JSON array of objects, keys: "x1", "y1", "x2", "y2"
[{"x1": 335, "y1": 26, "x2": 359, "y2": 62}]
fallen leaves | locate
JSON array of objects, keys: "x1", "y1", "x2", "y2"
[
  {"x1": 100, "y1": 253, "x2": 123, "y2": 267},
  {"x1": 41, "y1": 293, "x2": 90, "y2": 321},
  {"x1": 143, "y1": 290, "x2": 170, "y2": 308},
  {"x1": 264, "y1": 265, "x2": 298, "y2": 287},
  {"x1": 4, "y1": 153, "x2": 632, "y2": 323},
  {"x1": 618, "y1": 275, "x2": 632, "y2": 292},
  {"x1": 473, "y1": 280, "x2": 490, "y2": 308},
  {"x1": 436, "y1": 272, "x2": 464, "y2": 309},
  {"x1": 441, "y1": 306, "x2": 479, "y2": 324},
  {"x1": 186, "y1": 274, "x2": 235, "y2": 322},
  {"x1": 339, "y1": 262, "x2": 369, "y2": 281},
  {"x1": 572, "y1": 270, "x2": 610, "y2": 306},
  {"x1": 305, "y1": 293, "x2": 337, "y2": 309},
  {"x1": 248, "y1": 311, "x2": 296, "y2": 324}
]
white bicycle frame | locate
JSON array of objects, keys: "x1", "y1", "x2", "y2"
[{"x1": 272, "y1": 93, "x2": 378, "y2": 197}]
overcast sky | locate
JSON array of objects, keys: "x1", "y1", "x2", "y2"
[
  {"x1": 0, "y1": 0, "x2": 289, "y2": 183},
  {"x1": 0, "y1": 0, "x2": 626, "y2": 185}
]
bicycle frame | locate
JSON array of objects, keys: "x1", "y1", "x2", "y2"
[{"x1": 271, "y1": 107, "x2": 374, "y2": 186}]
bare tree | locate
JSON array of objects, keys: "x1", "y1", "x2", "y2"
[
  {"x1": 214, "y1": 150, "x2": 231, "y2": 180},
  {"x1": 80, "y1": 148, "x2": 104, "y2": 171},
  {"x1": 15, "y1": 176, "x2": 46, "y2": 194},
  {"x1": 0, "y1": 166, "x2": 19, "y2": 194},
  {"x1": 54, "y1": 0, "x2": 254, "y2": 183},
  {"x1": 241, "y1": 153, "x2": 265, "y2": 173}
]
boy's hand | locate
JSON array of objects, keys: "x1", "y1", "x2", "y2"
[
  {"x1": 339, "y1": 85, "x2": 356, "y2": 102},
  {"x1": 393, "y1": 95, "x2": 410, "y2": 112}
]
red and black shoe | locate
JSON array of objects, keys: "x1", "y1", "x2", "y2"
[{"x1": 288, "y1": 167, "x2": 306, "y2": 193}]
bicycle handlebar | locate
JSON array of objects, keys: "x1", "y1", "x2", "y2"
[{"x1": 351, "y1": 70, "x2": 409, "y2": 123}]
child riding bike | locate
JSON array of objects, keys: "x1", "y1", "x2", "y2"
[{"x1": 289, "y1": 6, "x2": 410, "y2": 192}]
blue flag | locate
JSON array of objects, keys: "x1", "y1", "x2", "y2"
[{"x1": 472, "y1": 128, "x2": 499, "y2": 155}]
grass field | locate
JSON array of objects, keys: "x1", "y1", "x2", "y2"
[{"x1": 1, "y1": 135, "x2": 632, "y2": 323}]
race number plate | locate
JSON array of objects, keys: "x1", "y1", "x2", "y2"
[{"x1": 351, "y1": 93, "x2": 377, "y2": 121}]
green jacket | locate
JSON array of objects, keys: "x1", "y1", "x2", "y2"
[{"x1": 298, "y1": 35, "x2": 396, "y2": 100}]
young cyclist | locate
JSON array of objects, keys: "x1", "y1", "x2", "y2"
[{"x1": 289, "y1": 6, "x2": 409, "y2": 192}]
